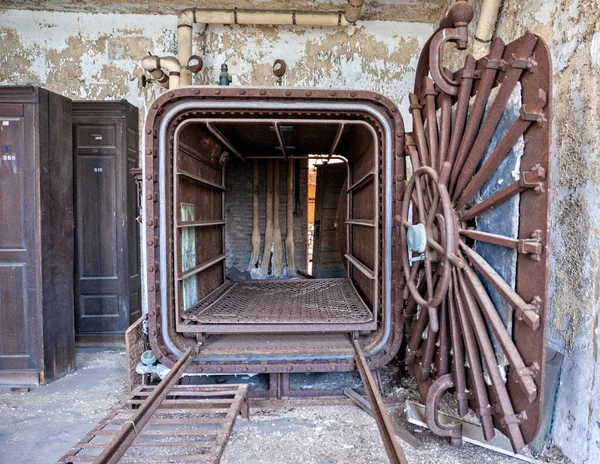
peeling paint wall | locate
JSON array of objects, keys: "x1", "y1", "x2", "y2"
[
  {"x1": 490, "y1": 0, "x2": 600, "y2": 461},
  {"x1": 0, "y1": 9, "x2": 433, "y2": 127}
]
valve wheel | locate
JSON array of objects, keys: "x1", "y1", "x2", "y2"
[{"x1": 400, "y1": 164, "x2": 457, "y2": 333}]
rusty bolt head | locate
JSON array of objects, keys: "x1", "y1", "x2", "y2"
[
  {"x1": 168, "y1": 91, "x2": 174, "y2": 97},
  {"x1": 152, "y1": 103, "x2": 158, "y2": 110},
  {"x1": 194, "y1": 88, "x2": 201, "y2": 94},
  {"x1": 147, "y1": 239, "x2": 153, "y2": 246},
  {"x1": 259, "y1": 90, "x2": 267, "y2": 96}
]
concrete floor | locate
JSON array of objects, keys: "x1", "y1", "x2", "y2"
[{"x1": 0, "y1": 349, "x2": 559, "y2": 464}]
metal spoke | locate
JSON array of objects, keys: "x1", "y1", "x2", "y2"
[
  {"x1": 462, "y1": 264, "x2": 538, "y2": 402},
  {"x1": 459, "y1": 164, "x2": 546, "y2": 222},
  {"x1": 456, "y1": 268, "x2": 526, "y2": 452},
  {"x1": 460, "y1": 243, "x2": 540, "y2": 330},
  {"x1": 423, "y1": 77, "x2": 439, "y2": 172},
  {"x1": 447, "y1": 55, "x2": 477, "y2": 167},
  {"x1": 459, "y1": 229, "x2": 543, "y2": 258},
  {"x1": 448, "y1": 276, "x2": 468, "y2": 417},
  {"x1": 438, "y1": 92, "x2": 452, "y2": 171},
  {"x1": 452, "y1": 269, "x2": 495, "y2": 440},
  {"x1": 449, "y1": 38, "x2": 506, "y2": 196},
  {"x1": 455, "y1": 117, "x2": 531, "y2": 209},
  {"x1": 452, "y1": 34, "x2": 538, "y2": 203}
]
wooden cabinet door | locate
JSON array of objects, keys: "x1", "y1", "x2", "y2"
[
  {"x1": 74, "y1": 122, "x2": 127, "y2": 333},
  {"x1": 0, "y1": 103, "x2": 40, "y2": 371}
]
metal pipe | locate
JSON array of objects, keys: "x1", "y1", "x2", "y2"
[
  {"x1": 473, "y1": 0, "x2": 502, "y2": 59},
  {"x1": 141, "y1": 55, "x2": 181, "y2": 89},
  {"x1": 156, "y1": 100, "x2": 393, "y2": 363},
  {"x1": 177, "y1": 3, "x2": 364, "y2": 85}
]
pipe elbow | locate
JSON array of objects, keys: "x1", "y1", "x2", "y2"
[
  {"x1": 159, "y1": 56, "x2": 182, "y2": 73},
  {"x1": 344, "y1": 0, "x2": 364, "y2": 23},
  {"x1": 178, "y1": 8, "x2": 195, "y2": 27}
]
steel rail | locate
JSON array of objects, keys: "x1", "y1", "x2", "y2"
[
  {"x1": 353, "y1": 339, "x2": 408, "y2": 464},
  {"x1": 94, "y1": 344, "x2": 199, "y2": 464}
]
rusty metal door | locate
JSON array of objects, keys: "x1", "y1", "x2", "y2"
[
  {"x1": 73, "y1": 102, "x2": 141, "y2": 336},
  {"x1": 400, "y1": 1, "x2": 551, "y2": 452},
  {"x1": 312, "y1": 163, "x2": 347, "y2": 278},
  {"x1": 0, "y1": 103, "x2": 39, "y2": 373}
]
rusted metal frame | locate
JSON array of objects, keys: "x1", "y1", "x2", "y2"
[
  {"x1": 177, "y1": 254, "x2": 227, "y2": 281},
  {"x1": 346, "y1": 219, "x2": 376, "y2": 227},
  {"x1": 353, "y1": 339, "x2": 408, "y2": 464},
  {"x1": 346, "y1": 170, "x2": 375, "y2": 192},
  {"x1": 459, "y1": 228, "x2": 543, "y2": 259},
  {"x1": 456, "y1": 269, "x2": 526, "y2": 452},
  {"x1": 59, "y1": 399, "x2": 130, "y2": 461},
  {"x1": 460, "y1": 242, "x2": 540, "y2": 331},
  {"x1": 422, "y1": 77, "x2": 439, "y2": 171},
  {"x1": 461, "y1": 255, "x2": 539, "y2": 402},
  {"x1": 449, "y1": 38, "x2": 505, "y2": 196},
  {"x1": 148, "y1": 94, "x2": 399, "y2": 371},
  {"x1": 458, "y1": 163, "x2": 546, "y2": 222},
  {"x1": 425, "y1": 374, "x2": 462, "y2": 446},
  {"x1": 447, "y1": 277, "x2": 468, "y2": 418},
  {"x1": 178, "y1": 169, "x2": 226, "y2": 190},
  {"x1": 446, "y1": 55, "x2": 478, "y2": 167},
  {"x1": 451, "y1": 269, "x2": 496, "y2": 441},
  {"x1": 273, "y1": 122, "x2": 288, "y2": 161},
  {"x1": 455, "y1": 118, "x2": 531, "y2": 209},
  {"x1": 94, "y1": 345, "x2": 199, "y2": 464},
  {"x1": 509, "y1": 35, "x2": 551, "y2": 443},
  {"x1": 344, "y1": 122, "x2": 380, "y2": 320},
  {"x1": 452, "y1": 34, "x2": 538, "y2": 202},
  {"x1": 173, "y1": 122, "x2": 227, "y2": 326},
  {"x1": 211, "y1": 384, "x2": 249, "y2": 463},
  {"x1": 206, "y1": 122, "x2": 246, "y2": 161},
  {"x1": 344, "y1": 253, "x2": 375, "y2": 280}
]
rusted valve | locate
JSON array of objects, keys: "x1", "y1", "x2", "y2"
[{"x1": 218, "y1": 63, "x2": 232, "y2": 86}]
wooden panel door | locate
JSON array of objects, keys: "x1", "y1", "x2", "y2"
[
  {"x1": 312, "y1": 163, "x2": 347, "y2": 278},
  {"x1": 73, "y1": 101, "x2": 141, "y2": 336},
  {"x1": 74, "y1": 121, "x2": 127, "y2": 334},
  {"x1": 0, "y1": 103, "x2": 40, "y2": 372}
]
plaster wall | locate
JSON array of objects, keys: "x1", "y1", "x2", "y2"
[
  {"x1": 490, "y1": 1, "x2": 600, "y2": 461},
  {"x1": 0, "y1": 9, "x2": 433, "y2": 126}
]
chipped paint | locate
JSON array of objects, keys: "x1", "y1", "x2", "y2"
[{"x1": 0, "y1": 9, "x2": 433, "y2": 125}]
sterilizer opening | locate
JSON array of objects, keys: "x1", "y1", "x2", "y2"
[{"x1": 171, "y1": 118, "x2": 382, "y2": 336}]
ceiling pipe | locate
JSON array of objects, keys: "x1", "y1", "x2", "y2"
[
  {"x1": 472, "y1": 0, "x2": 502, "y2": 59},
  {"x1": 141, "y1": 55, "x2": 181, "y2": 89},
  {"x1": 177, "y1": 1, "x2": 364, "y2": 86}
]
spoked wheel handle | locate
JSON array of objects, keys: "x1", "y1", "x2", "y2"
[{"x1": 400, "y1": 162, "x2": 457, "y2": 332}]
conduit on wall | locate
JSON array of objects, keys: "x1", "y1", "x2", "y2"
[{"x1": 176, "y1": 1, "x2": 364, "y2": 86}]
